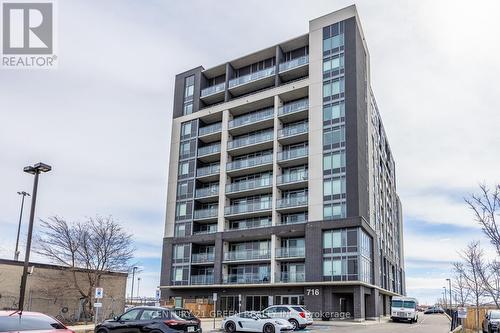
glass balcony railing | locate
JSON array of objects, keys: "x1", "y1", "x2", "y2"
[
  {"x1": 280, "y1": 272, "x2": 305, "y2": 283},
  {"x1": 191, "y1": 252, "x2": 215, "y2": 263},
  {"x1": 280, "y1": 212, "x2": 308, "y2": 225},
  {"x1": 278, "y1": 147, "x2": 308, "y2": 161},
  {"x1": 224, "y1": 249, "x2": 270, "y2": 261},
  {"x1": 228, "y1": 67, "x2": 276, "y2": 88},
  {"x1": 278, "y1": 99, "x2": 309, "y2": 116},
  {"x1": 192, "y1": 225, "x2": 217, "y2": 235},
  {"x1": 193, "y1": 207, "x2": 218, "y2": 219},
  {"x1": 277, "y1": 196, "x2": 308, "y2": 209},
  {"x1": 278, "y1": 123, "x2": 308, "y2": 138},
  {"x1": 225, "y1": 200, "x2": 272, "y2": 215},
  {"x1": 279, "y1": 55, "x2": 309, "y2": 73},
  {"x1": 226, "y1": 177, "x2": 272, "y2": 193},
  {"x1": 198, "y1": 143, "x2": 221, "y2": 156},
  {"x1": 277, "y1": 172, "x2": 308, "y2": 185},
  {"x1": 195, "y1": 186, "x2": 219, "y2": 198},
  {"x1": 199, "y1": 122, "x2": 222, "y2": 136},
  {"x1": 227, "y1": 154, "x2": 273, "y2": 171},
  {"x1": 276, "y1": 247, "x2": 306, "y2": 258},
  {"x1": 227, "y1": 218, "x2": 272, "y2": 231},
  {"x1": 223, "y1": 273, "x2": 271, "y2": 284},
  {"x1": 197, "y1": 164, "x2": 220, "y2": 177},
  {"x1": 201, "y1": 82, "x2": 225, "y2": 97},
  {"x1": 229, "y1": 108, "x2": 274, "y2": 129},
  {"x1": 191, "y1": 275, "x2": 214, "y2": 285},
  {"x1": 228, "y1": 131, "x2": 273, "y2": 150}
]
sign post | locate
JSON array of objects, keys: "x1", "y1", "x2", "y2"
[
  {"x1": 213, "y1": 292, "x2": 217, "y2": 330},
  {"x1": 457, "y1": 307, "x2": 467, "y2": 333},
  {"x1": 94, "y1": 288, "x2": 104, "y2": 325}
]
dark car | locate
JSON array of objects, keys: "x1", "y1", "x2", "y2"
[
  {"x1": 94, "y1": 306, "x2": 201, "y2": 333},
  {"x1": 424, "y1": 306, "x2": 444, "y2": 314},
  {"x1": 482, "y1": 309, "x2": 500, "y2": 333},
  {"x1": 0, "y1": 311, "x2": 75, "y2": 333},
  {"x1": 172, "y1": 308, "x2": 201, "y2": 326}
]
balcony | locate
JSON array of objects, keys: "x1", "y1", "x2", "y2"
[
  {"x1": 227, "y1": 131, "x2": 274, "y2": 155},
  {"x1": 277, "y1": 147, "x2": 308, "y2": 167},
  {"x1": 226, "y1": 154, "x2": 273, "y2": 176},
  {"x1": 190, "y1": 275, "x2": 214, "y2": 285},
  {"x1": 278, "y1": 55, "x2": 309, "y2": 82},
  {"x1": 223, "y1": 273, "x2": 271, "y2": 284},
  {"x1": 193, "y1": 207, "x2": 218, "y2": 221},
  {"x1": 195, "y1": 185, "x2": 219, "y2": 202},
  {"x1": 279, "y1": 272, "x2": 305, "y2": 283},
  {"x1": 228, "y1": 67, "x2": 276, "y2": 97},
  {"x1": 196, "y1": 164, "x2": 220, "y2": 182},
  {"x1": 200, "y1": 82, "x2": 225, "y2": 104},
  {"x1": 198, "y1": 122, "x2": 222, "y2": 143},
  {"x1": 192, "y1": 224, "x2": 217, "y2": 235},
  {"x1": 276, "y1": 196, "x2": 308, "y2": 213},
  {"x1": 229, "y1": 108, "x2": 274, "y2": 135},
  {"x1": 226, "y1": 177, "x2": 272, "y2": 198},
  {"x1": 279, "y1": 212, "x2": 308, "y2": 225},
  {"x1": 276, "y1": 172, "x2": 308, "y2": 190},
  {"x1": 278, "y1": 123, "x2": 308, "y2": 145},
  {"x1": 225, "y1": 200, "x2": 272, "y2": 219},
  {"x1": 227, "y1": 218, "x2": 272, "y2": 231},
  {"x1": 197, "y1": 143, "x2": 221, "y2": 162},
  {"x1": 224, "y1": 249, "x2": 270, "y2": 262},
  {"x1": 278, "y1": 99, "x2": 309, "y2": 122},
  {"x1": 192, "y1": 253, "x2": 215, "y2": 263},
  {"x1": 276, "y1": 247, "x2": 306, "y2": 259}
]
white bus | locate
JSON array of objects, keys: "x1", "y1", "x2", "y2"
[{"x1": 390, "y1": 296, "x2": 419, "y2": 323}]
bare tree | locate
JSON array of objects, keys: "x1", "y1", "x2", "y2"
[
  {"x1": 455, "y1": 241, "x2": 488, "y2": 329},
  {"x1": 465, "y1": 184, "x2": 500, "y2": 255},
  {"x1": 35, "y1": 216, "x2": 134, "y2": 318},
  {"x1": 452, "y1": 262, "x2": 472, "y2": 306}
]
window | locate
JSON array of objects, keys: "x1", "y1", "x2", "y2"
[
  {"x1": 323, "y1": 177, "x2": 345, "y2": 197},
  {"x1": 174, "y1": 224, "x2": 186, "y2": 237},
  {"x1": 323, "y1": 54, "x2": 344, "y2": 73},
  {"x1": 181, "y1": 122, "x2": 193, "y2": 138},
  {"x1": 184, "y1": 75, "x2": 194, "y2": 98},
  {"x1": 323, "y1": 102, "x2": 345, "y2": 122},
  {"x1": 173, "y1": 267, "x2": 184, "y2": 281},
  {"x1": 183, "y1": 102, "x2": 193, "y2": 115},
  {"x1": 177, "y1": 181, "x2": 189, "y2": 198},
  {"x1": 178, "y1": 161, "x2": 190, "y2": 178},
  {"x1": 140, "y1": 310, "x2": 163, "y2": 320},
  {"x1": 120, "y1": 309, "x2": 141, "y2": 321},
  {"x1": 324, "y1": 202, "x2": 346, "y2": 219},
  {"x1": 323, "y1": 127, "x2": 345, "y2": 147},
  {"x1": 173, "y1": 244, "x2": 189, "y2": 261},
  {"x1": 323, "y1": 150, "x2": 345, "y2": 173}
]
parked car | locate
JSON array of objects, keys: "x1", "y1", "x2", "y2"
[
  {"x1": 482, "y1": 309, "x2": 500, "y2": 333},
  {"x1": 95, "y1": 306, "x2": 201, "y2": 333},
  {"x1": 424, "y1": 306, "x2": 445, "y2": 314},
  {"x1": 0, "y1": 311, "x2": 75, "y2": 333},
  {"x1": 172, "y1": 308, "x2": 201, "y2": 326},
  {"x1": 222, "y1": 311, "x2": 294, "y2": 333},
  {"x1": 262, "y1": 305, "x2": 313, "y2": 330}
]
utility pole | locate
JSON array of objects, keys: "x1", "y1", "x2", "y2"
[{"x1": 130, "y1": 266, "x2": 138, "y2": 303}]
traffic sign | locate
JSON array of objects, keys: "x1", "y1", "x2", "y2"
[
  {"x1": 95, "y1": 287, "x2": 103, "y2": 299},
  {"x1": 213, "y1": 292, "x2": 217, "y2": 301},
  {"x1": 156, "y1": 289, "x2": 161, "y2": 301},
  {"x1": 457, "y1": 307, "x2": 467, "y2": 319},
  {"x1": 94, "y1": 302, "x2": 102, "y2": 308}
]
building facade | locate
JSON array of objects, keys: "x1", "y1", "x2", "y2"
[{"x1": 160, "y1": 5, "x2": 405, "y2": 320}]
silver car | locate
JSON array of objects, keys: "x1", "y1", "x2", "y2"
[
  {"x1": 483, "y1": 310, "x2": 500, "y2": 333},
  {"x1": 262, "y1": 306, "x2": 313, "y2": 330}
]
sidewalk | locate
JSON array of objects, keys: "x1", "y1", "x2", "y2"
[{"x1": 67, "y1": 324, "x2": 94, "y2": 333}]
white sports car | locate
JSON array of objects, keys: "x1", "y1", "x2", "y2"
[{"x1": 222, "y1": 311, "x2": 294, "y2": 333}]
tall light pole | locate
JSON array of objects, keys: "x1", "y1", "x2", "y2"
[
  {"x1": 446, "y1": 278, "x2": 452, "y2": 309},
  {"x1": 137, "y1": 277, "x2": 141, "y2": 300},
  {"x1": 14, "y1": 191, "x2": 30, "y2": 260},
  {"x1": 443, "y1": 286, "x2": 447, "y2": 309},
  {"x1": 130, "y1": 266, "x2": 138, "y2": 302},
  {"x1": 18, "y1": 162, "x2": 52, "y2": 312}
]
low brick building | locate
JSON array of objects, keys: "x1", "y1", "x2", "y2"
[{"x1": 0, "y1": 259, "x2": 127, "y2": 321}]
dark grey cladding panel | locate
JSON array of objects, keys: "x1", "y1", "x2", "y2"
[
  {"x1": 160, "y1": 237, "x2": 174, "y2": 287},
  {"x1": 343, "y1": 17, "x2": 369, "y2": 222},
  {"x1": 173, "y1": 67, "x2": 204, "y2": 119}
]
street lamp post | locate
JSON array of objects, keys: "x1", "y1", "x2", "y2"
[
  {"x1": 137, "y1": 277, "x2": 141, "y2": 301},
  {"x1": 443, "y1": 287, "x2": 448, "y2": 310},
  {"x1": 14, "y1": 191, "x2": 30, "y2": 261},
  {"x1": 18, "y1": 162, "x2": 52, "y2": 312},
  {"x1": 446, "y1": 278, "x2": 452, "y2": 309}
]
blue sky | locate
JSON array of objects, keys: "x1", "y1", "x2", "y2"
[{"x1": 1, "y1": 0, "x2": 499, "y2": 305}]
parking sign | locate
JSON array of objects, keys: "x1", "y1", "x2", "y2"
[{"x1": 95, "y1": 287, "x2": 103, "y2": 299}]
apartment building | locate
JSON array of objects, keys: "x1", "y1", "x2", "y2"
[{"x1": 160, "y1": 5, "x2": 405, "y2": 320}]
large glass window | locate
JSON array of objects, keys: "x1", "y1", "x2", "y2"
[
  {"x1": 323, "y1": 202, "x2": 346, "y2": 219},
  {"x1": 184, "y1": 75, "x2": 194, "y2": 98},
  {"x1": 323, "y1": 102, "x2": 345, "y2": 122},
  {"x1": 323, "y1": 176, "x2": 346, "y2": 198}
]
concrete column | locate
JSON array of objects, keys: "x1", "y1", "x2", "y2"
[
  {"x1": 353, "y1": 286, "x2": 365, "y2": 321},
  {"x1": 213, "y1": 234, "x2": 223, "y2": 284},
  {"x1": 365, "y1": 288, "x2": 380, "y2": 319},
  {"x1": 218, "y1": 110, "x2": 229, "y2": 232},
  {"x1": 272, "y1": 95, "x2": 280, "y2": 226},
  {"x1": 270, "y1": 234, "x2": 277, "y2": 283}
]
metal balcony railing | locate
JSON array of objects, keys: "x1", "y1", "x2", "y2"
[
  {"x1": 190, "y1": 275, "x2": 214, "y2": 285},
  {"x1": 278, "y1": 55, "x2": 309, "y2": 72},
  {"x1": 276, "y1": 172, "x2": 308, "y2": 185},
  {"x1": 278, "y1": 99, "x2": 309, "y2": 116},
  {"x1": 193, "y1": 207, "x2": 218, "y2": 219},
  {"x1": 277, "y1": 147, "x2": 308, "y2": 161},
  {"x1": 201, "y1": 82, "x2": 225, "y2": 97},
  {"x1": 227, "y1": 218, "x2": 272, "y2": 231},
  {"x1": 229, "y1": 108, "x2": 274, "y2": 129},
  {"x1": 226, "y1": 154, "x2": 272, "y2": 171},
  {"x1": 226, "y1": 177, "x2": 272, "y2": 193},
  {"x1": 280, "y1": 272, "x2": 305, "y2": 283},
  {"x1": 195, "y1": 186, "x2": 219, "y2": 198},
  {"x1": 278, "y1": 123, "x2": 308, "y2": 138},
  {"x1": 276, "y1": 247, "x2": 305, "y2": 258},
  {"x1": 223, "y1": 273, "x2": 271, "y2": 284},
  {"x1": 277, "y1": 196, "x2": 308, "y2": 209},
  {"x1": 228, "y1": 131, "x2": 273, "y2": 150},
  {"x1": 228, "y1": 67, "x2": 276, "y2": 88},
  {"x1": 198, "y1": 143, "x2": 221, "y2": 156},
  {"x1": 199, "y1": 122, "x2": 222, "y2": 136},
  {"x1": 196, "y1": 164, "x2": 220, "y2": 177},
  {"x1": 192, "y1": 226, "x2": 217, "y2": 235},
  {"x1": 191, "y1": 252, "x2": 215, "y2": 263},
  {"x1": 225, "y1": 200, "x2": 272, "y2": 215}
]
